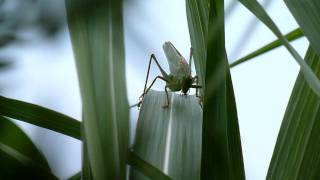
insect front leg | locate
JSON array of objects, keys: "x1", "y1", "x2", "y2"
[
  {"x1": 163, "y1": 85, "x2": 170, "y2": 108},
  {"x1": 191, "y1": 75, "x2": 203, "y2": 108},
  {"x1": 191, "y1": 85, "x2": 202, "y2": 96},
  {"x1": 192, "y1": 76, "x2": 201, "y2": 97},
  {"x1": 191, "y1": 84, "x2": 203, "y2": 109}
]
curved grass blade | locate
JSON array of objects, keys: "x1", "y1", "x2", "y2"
[
  {"x1": 0, "y1": 96, "x2": 81, "y2": 140},
  {"x1": 0, "y1": 116, "x2": 53, "y2": 178},
  {"x1": 239, "y1": 0, "x2": 320, "y2": 97},
  {"x1": 127, "y1": 150, "x2": 171, "y2": 180},
  {"x1": 131, "y1": 90, "x2": 202, "y2": 180},
  {"x1": 230, "y1": 28, "x2": 304, "y2": 68},
  {"x1": 0, "y1": 116, "x2": 50, "y2": 169},
  {"x1": 267, "y1": 47, "x2": 320, "y2": 179},
  {"x1": 284, "y1": 0, "x2": 320, "y2": 57},
  {"x1": 0, "y1": 142, "x2": 57, "y2": 179},
  {"x1": 66, "y1": 0, "x2": 129, "y2": 179}
]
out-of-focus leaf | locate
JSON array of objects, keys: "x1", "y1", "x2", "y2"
[
  {"x1": 0, "y1": 117, "x2": 56, "y2": 179},
  {"x1": 230, "y1": 28, "x2": 304, "y2": 68},
  {"x1": 284, "y1": 0, "x2": 320, "y2": 57},
  {"x1": 131, "y1": 90, "x2": 202, "y2": 180},
  {"x1": 0, "y1": 96, "x2": 81, "y2": 140},
  {"x1": 187, "y1": 0, "x2": 245, "y2": 179},
  {"x1": 239, "y1": 0, "x2": 320, "y2": 97},
  {"x1": 267, "y1": 47, "x2": 320, "y2": 179},
  {"x1": 0, "y1": 60, "x2": 12, "y2": 70},
  {"x1": 66, "y1": 0, "x2": 129, "y2": 179},
  {"x1": 67, "y1": 172, "x2": 81, "y2": 180},
  {"x1": 0, "y1": 34, "x2": 15, "y2": 47}
]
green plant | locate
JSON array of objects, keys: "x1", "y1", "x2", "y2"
[{"x1": 1, "y1": 0, "x2": 320, "y2": 179}]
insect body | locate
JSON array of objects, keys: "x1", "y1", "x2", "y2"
[{"x1": 139, "y1": 41, "x2": 201, "y2": 108}]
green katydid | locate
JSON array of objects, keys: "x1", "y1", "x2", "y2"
[{"x1": 138, "y1": 41, "x2": 202, "y2": 108}]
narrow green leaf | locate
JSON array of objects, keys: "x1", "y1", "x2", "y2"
[
  {"x1": 0, "y1": 142, "x2": 57, "y2": 179},
  {"x1": 0, "y1": 96, "x2": 81, "y2": 140},
  {"x1": 204, "y1": 0, "x2": 246, "y2": 179},
  {"x1": 66, "y1": 0, "x2": 129, "y2": 179},
  {"x1": 267, "y1": 47, "x2": 320, "y2": 179},
  {"x1": 239, "y1": 0, "x2": 320, "y2": 97},
  {"x1": 284, "y1": 0, "x2": 320, "y2": 57},
  {"x1": 0, "y1": 116, "x2": 53, "y2": 178},
  {"x1": 230, "y1": 28, "x2": 304, "y2": 68},
  {"x1": 127, "y1": 150, "x2": 171, "y2": 180},
  {"x1": 131, "y1": 90, "x2": 202, "y2": 180}
]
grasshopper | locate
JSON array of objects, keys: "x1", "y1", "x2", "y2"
[{"x1": 139, "y1": 41, "x2": 202, "y2": 108}]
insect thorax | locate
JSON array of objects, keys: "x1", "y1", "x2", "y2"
[{"x1": 166, "y1": 75, "x2": 193, "y2": 93}]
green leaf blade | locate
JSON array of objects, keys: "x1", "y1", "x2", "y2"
[
  {"x1": 267, "y1": 47, "x2": 320, "y2": 179},
  {"x1": 0, "y1": 116, "x2": 56, "y2": 179},
  {"x1": 66, "y1": 0, "x2": 129, "y2": 179},
  {"x1": 0, "y1": 96, "x2": 81, "y2": 140},
  {"x1": 131, "y1": 90, "x2": 202, "y2": 180}
]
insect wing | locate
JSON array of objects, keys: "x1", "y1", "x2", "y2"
[{"x1": 162, "y1": 42, "x2": 190, "y2": 78}]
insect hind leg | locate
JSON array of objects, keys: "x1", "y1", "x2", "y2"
[{"x1": 138, "y1": 76, "x2": 167, "y2": 108}]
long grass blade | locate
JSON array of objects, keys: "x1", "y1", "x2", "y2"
[
  {"x1": 131, "y1": 90, "x2": 202, "y2": 180},
  {"x1": 0, "y1": 96, "x2": 80, "y2": 140},
  {"x1": 204, "y1": 0, "x2": 245, "y2": 178},
  {"x1": 230, "y1": 28, "x2": 304, "y2": 68},
  {"x1": 284, "y1": 0, "x2": 320, "y2": 57},
  {"x1": 239, "y1": 0, "x2": 320, "y2": 97},
  {"x1": 65, "y1": 0, "x2": 129, "y2": 179},
  {"x1": 267, "y1": 47, "x2": 320, "y2": 179}
]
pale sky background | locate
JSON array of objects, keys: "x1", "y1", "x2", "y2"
[{"x1": 0, "y1": 0, "x2": 309, "y2": 179}]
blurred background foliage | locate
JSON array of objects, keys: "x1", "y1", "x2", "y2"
[{"x1": 0, "y1": 0, "x2": 65, "y2": 75}]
